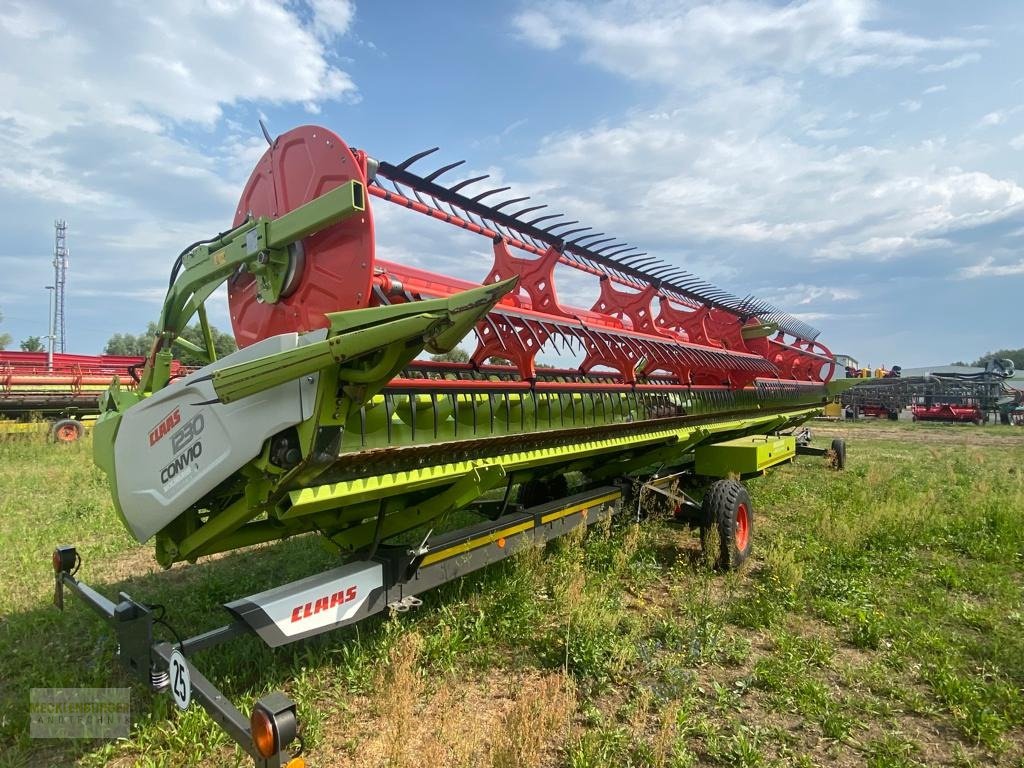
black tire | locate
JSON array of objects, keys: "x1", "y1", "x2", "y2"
[
  {"x1": 50, "y1": 419, "x2": 84, "y2": 443},
  {"x1": 830, "y1": 438, "x2": 846, "y2": 470},
  {"x1": 699, "y1": 479, "x2": 753, "y2": 570}
]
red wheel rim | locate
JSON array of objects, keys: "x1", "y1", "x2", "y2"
[
  {"x1": 228, "y1": 125, "x2": 376, "y2": 348},
  {"x1": 735, "y1": 502, "x2": 749, "y2": 551},
  {"x1": 57, "y1": 425, "x2": 78, "y2": 442}
]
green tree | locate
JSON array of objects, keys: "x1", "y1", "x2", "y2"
[
  {"x1": 19, "y1": 336, "x2": 44, "y2": 352},
  {"x1": 430, "y1": 347, "x2": 470, "y2": 363},
  {"x1": 970, "y1": 348, "x2": 1024, "y2": 369},
  {"x1": 105, "y1": 322, "x2": 237, "y2": 366},
  {"x1": 0, "y1": 308, "x2": 11, "y2": 351}
]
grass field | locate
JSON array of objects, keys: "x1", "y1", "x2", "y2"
[{"x1": 1, "y1": 421, "x2": 1022, "y2": 767}]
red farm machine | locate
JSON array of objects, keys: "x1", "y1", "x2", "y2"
[
  {"x1": 841, "y1": 359, "x2": 1018, "y2": 425},
  {"x1": 52, "y1": 125, "x2": 855, "y2": 766},
  {"x1": 0, "y1": 352, "x2": 187, "y2": 441}
]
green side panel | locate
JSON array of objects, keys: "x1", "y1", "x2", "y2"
[
  {"x1": 91, "y1": 411, "x2": 126, "y2": 523},
  {"x1": 694, "y1": 434, "x2": 796, "y2": 477}
]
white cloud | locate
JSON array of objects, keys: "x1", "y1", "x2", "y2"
[
  {"x1": 0, "y1": 0, "x2": 359, "y2": 347},
  {"x1": 1011, "y1": 134, "x2": 1024, "y2": 151},
  {"x1": 957, "y1": 257, "x2": 1024, "y2": 279},
  {"x1": 901, "y1": 99, "x2": 922, "y2": 113},
  {"x1": 512, "y1": 91, "x2": 1024, "y2": 278},
  {"x1": 512, "y1": 10, "x2": 564, "y2": 49},
  {"x1": 758, "y1": 284, "x2": 860, "y2": 306},
  {"x1": 0, "y1": 2, "x2": 355, "y2": 137},
  {"x1": 923, "y1": 84, "x2": 947, "y2": 95},
  {"x1": 979, "y1": 111, "x2": 1005, "y2": 127},
  {"x1": 308, "y1": 0, "x2": 355, "y2": 41},
  {"x1": 513, "y1": 0, "x2": 985, "y2": 87},
  {"x1": 920, "y1": 52, "x2": 981, "y2": 72}
]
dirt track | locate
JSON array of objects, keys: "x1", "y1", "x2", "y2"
[{"x1": 809, "y1": 422, "x2": 1024, "y2": 447}]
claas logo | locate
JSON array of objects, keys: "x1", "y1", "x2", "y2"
[
  {"x1": 290, "y1": 586, "x2": 358, "y2": 623},
  {"x1": 149, "y1": 408, "x2": 181, "y2": 446}
]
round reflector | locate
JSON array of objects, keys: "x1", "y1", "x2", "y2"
[{"x1": 250, "y1": 706, "x2": 278, "y2": 759}]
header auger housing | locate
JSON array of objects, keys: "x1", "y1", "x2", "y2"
[{"x1": 90, "y1": 124, "x2": 845, "y2": 569}]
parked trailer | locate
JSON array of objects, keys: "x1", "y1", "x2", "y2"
[
  {"x1": 0, "y1": 352, "x2": 186, "y2": 441},
  {"x1": 841, "y1": 360, "x2": 1017, "y2": 425}
]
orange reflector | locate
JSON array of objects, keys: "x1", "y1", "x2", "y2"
[
  {"x1": 581, "y1": 508, "x2": 589, "y2": 519},
  {"x1": 52, "y1": 550, "x2": 62, "y2": 573},
  {"x1": 496, "y1": 537, "x2": 506, "y2": 548},
  {"x1": 285, "y1": 758, "x2": 307, "y2": 768},
  {"x1": 250, "y1": 707, "x2": 277, "y2": 758}
]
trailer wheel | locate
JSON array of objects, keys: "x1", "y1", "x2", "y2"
[
  {"x1": 829, "y1": 438, "x2": 846, "y2": 470},
  {"x1": 51, "y1": 419, "x2": 84, "y2": 443},
  {"x1": 700, "y1": 479, "x2": 753, "y2": 570}
]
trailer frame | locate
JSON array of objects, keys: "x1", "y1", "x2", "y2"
[{"x1": 52, "y1": 429, "x2": 841, "y2": 765}]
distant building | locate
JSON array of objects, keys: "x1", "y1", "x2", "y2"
[{"x1": 900, "y1": 365, "x2": 984, "y2": 377}]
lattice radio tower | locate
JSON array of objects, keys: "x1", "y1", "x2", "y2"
[{"x1": 53, "y1": 219, "x2": 69, "y2": 353}]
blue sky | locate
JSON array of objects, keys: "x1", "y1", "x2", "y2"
[{"x1": 0, "y1": 0, "x2": 1021, "y2": 367}]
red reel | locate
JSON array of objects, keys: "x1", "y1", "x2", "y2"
[{"x1": 228, "y1": 125, "x2": 375, "y2": 348}]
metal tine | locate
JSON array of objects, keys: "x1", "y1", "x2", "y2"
[
  {"x1": 562, "y1": 327, "x2": 581, "y2": 355},
  {"x1": 619, "y1": 335, "x2": 641, "y2": 361},
  {"x1": 602, "y1": 246, "x2": 639, "y2": 259},
  {"x1": 551, "y1": 326, "x2": 569, "y2": 354},
  {"x1": 471, "y1": 186, "x2": 511, "y2": 202},
  {"x1": 521, "y1": 318, "x2": 544, "y2": 350},
  {"x1": 540, "y1": 321, "x2": 562, "y2": 354},
  {"x1": 428, "y1": 194, "x2": 449, "y2": 215},
  {"x1": 583, "y1": 237, "x2": 617, "y2": 250},
  {"x1": 618, "y1": 252, "x2": 651, "y2": 264},
  {"x1": 481, "y1": 314, "x2": 503, "y2": 346},
  {"x1": 592, "y1": 241, "x2": 629, "y2": 255},
  {"x1": 449, "y1": 174, "x2": 489, "y2": 193},
  {"x1": 510, "y1": 204, "x2": 547, "y2": 219},
  {"x1": 661, "y1": 267, "x2": 693, "y2": 280},
  {"x1": 424, "y1": 160, "x2": 466, "y2": 182},
  {"x1": 570, "y1": 232, "x2": 606, "y2": 245},
  {"x1": 558, "y1": 226, "x2": 592, "y2": 239},
  {"x1": 446, "y1": 200, "x2": 467, "y2": 221},
  {"x1": 574, "y1": 321, "x2": 603, "y2": 353},
  {"x1": 648, "y1": 266, "x2": 678, "y2": 278},
  {"x1": 492, "y1": 196, "x2": 531, "y2": 212},
  {"x1": 545, "y1": 219, "x2": 578, "y2": 232},
  {"x1": 396, "y1": 146, "x2": 440, "y2": 170},
  {"x1": 617, "y1": 253, "x2": 648, "y2": 266},
  {"x1": 527, "y1": 213, "x2": 563, "y2": 226}
]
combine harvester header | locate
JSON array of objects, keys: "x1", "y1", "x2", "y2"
[{"x1": 53, "y1": 125, "x2": 853, "y2": 766}]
